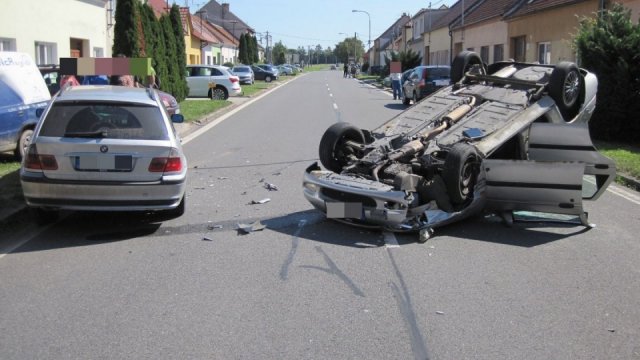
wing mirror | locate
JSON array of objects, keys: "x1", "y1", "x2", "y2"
[{"x1": 171, "y1": 114, "x2": 184, "y2": 123}]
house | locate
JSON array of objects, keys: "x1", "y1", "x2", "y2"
[
  {"x1": 206, "y1": 21, "x2": 239, "y2": 65},
  {"x1": 426, "y1": 0, "x2": 483, "y2": 66},
  {"x1": 0, "y1": 0, "x2": 112, "y2": 64},
  {"x1": 406, "y1": 6, "x2": 449, "y2": 65},
  {"x1": 449, "y1": 0, "x2": 519, "y2": 64},
  {"x1": 504, "y1": 0, "x2": 603, "y2": 63},
  {"x1": 197, "y1": 1, "x2": 255, "y2": 41},
  {"x1": 372, "y1": 14, "x2": 411, "y2": 66}
]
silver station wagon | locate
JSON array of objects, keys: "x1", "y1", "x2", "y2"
[{"x1": 21, "y1": 85, "x2": 188, "y2": 223}]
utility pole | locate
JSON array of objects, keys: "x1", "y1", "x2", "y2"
[
  {"x1": 354, "y1": 32, "x2": 357, "y2": 64},
  {"x1": 265, "y1": 30, "x2": 270, "y2": 63}
]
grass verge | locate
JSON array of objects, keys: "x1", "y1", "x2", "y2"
[
  {"x1": 179, "y1": 99, "x2": 231, "y2": 123},
  {"x1": 241, "y1": 82, "x2": 271, "y2": 97},
  {"x1": 596, "y1": 141, "x2": 640, "y2": 180}
]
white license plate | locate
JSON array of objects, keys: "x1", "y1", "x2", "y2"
[
  {"x1": 326, "y1": 202, "x2": 363, "y2": 219},
  {"x1": 76, "y1": 155, "x2": 132, "y2": 171}
]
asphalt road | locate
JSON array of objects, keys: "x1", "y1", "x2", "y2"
[{"x1": 1, "y1": 70, "x2": 640, "y2": 360}]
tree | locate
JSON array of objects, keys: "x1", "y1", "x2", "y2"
[
  {"x1": 574, "y1": 3, "x2": 640, "y2": 142},
  {"x1": 112, "y1": 0, "x2": 139, "y2": 57},
  {"x1": 160, "y1": 14, "x2": 178, "y2": 97},
  {"x1": 245, "y1": 34, "x2": 255, "y2": 64},
  {"x1": 238, "y1": 33, "x2": 248, "y2": 64},
  {"x1": 399, "y1": 48, "x2": 422, "y2": 71},
  {"x1": 169, "y1": 5, "x2": 188, "y2": 101},
  {"x1": 333, "y1": 37, "x2": 363, "y2": 64},
  {"x1": 272, "y1": 41, "x2": 287, "y2": 65}
]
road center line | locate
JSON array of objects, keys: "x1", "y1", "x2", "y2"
[{"x1": 333, "y1": 103, "x2": 338, "y2": 110}]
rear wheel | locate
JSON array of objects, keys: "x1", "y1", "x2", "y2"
[
  {"x1": 451, "y1": 51, "x2": 485, "y2": 84},
  {"x1": 442, "y1": 143, "x2": 480, "y2": 205},
  {"x1": 210, "y1": 87, "x2": 228, "y2": 100},
  {"x1": 319, "y1": 122, "x2": 365, "y2": 173},
  {"x1": 413, "y1": 91, "x2": 419, "y2": 105},
  {"x1": 402, "y1": 91, "x2": 411, "y2": 105},
  {"x1": 14, "y1": 128, "x2": 33, "y2": 161},
  {"x1": 265, "y1": 75, "x2": 272, "y2": 83},
  {"x1": 548, "y1": 62, "x2": 582, "y2": 120}
]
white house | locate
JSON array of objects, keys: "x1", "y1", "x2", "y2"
[{"x1": 0, "y1": 0, "x2": 112, "y2": 65}]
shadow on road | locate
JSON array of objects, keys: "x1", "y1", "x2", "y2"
[{"x1": 384, "y1": 103, "x2": 409, "y2": 110}]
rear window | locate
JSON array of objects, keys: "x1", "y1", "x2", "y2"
[
  {"x1": 427, "y1": 67, "x2": 451, "y2": 79},
  {"x1": 39, "y1": 102, "x2": 169, "y2": 140},
  {"x1": 233, "y1": 67, "x2": 249, "y2": 72}
]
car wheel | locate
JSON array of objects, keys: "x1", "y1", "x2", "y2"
[
  {"x1": 265, "y1": 75, "x2": 272, "y2": 83},
  {"x1": 451, "y1": 51, "x2": 485, "y2": 84},
  {"x1": 31, "y1": 208, "x2": 59, "y2": 226},
  {"x1": 14, "y1": 128, "x2": 33, "y2": 161},
  {"x1": 402, "y1": 91, "x2": 411, "y2": 105},
  {"x1": 319, "y1": 122, "x2": 365, "y2": 173},
  {"x1": 413, "y1": 91, "x2": 419, "y2": 105},
  {"x1": 548, "y1": 62, "x2": 582, "y2": 120},
  {"x1": 442, "y1": 142, "x2": 480, "y2": 206},
  {"x1": 210, "y1": 87, "x2": 228, "y2": 100}
]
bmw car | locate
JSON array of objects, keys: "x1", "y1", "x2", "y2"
[
  {"x1": 21, "y1": 85, "x2": 188, "y2": 223},
  {"x1": 303, "y1": 51, "x2": 616, "y2": 240}
]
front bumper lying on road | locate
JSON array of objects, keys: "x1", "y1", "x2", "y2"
[{"x1": 303, "y1": 162, "x2": 486, "y2": 231}]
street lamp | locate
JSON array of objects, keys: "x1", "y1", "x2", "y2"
[{"x1": 351, "y1": 10, "x2": 370, "y2": 50}]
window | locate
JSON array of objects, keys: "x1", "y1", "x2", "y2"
[
  {"x1": 480, "y1": 46, "x2": 489, "y2": 63},
  {"x1": 467, "y1": 47, "x2": 475, "y2": 52},
  {"x1": 538, "y1": 42, "x2": 551, "y2": 64},
  {"x1": 493, "y1": 44, "x2": 504, "y2": 62},
  {"x1": 0, "y1": 37, "x2": 16, "y2": 51},
  {"x1": 511, "y1": 36, "x2": 526, "y2": 62},
  {"x1": 206, "y1": 56, "x2": 211, "y2": 65},
  {"x1": 35, "y1": 42, "x2": 56, "y2": 65},
  {"x1": 93, "y1": 47, "x2": 104, "y2": 58}
]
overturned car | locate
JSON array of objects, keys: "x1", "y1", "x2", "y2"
[{"x1": 303, "y1": 51, "x2": 616, "y2": 239}]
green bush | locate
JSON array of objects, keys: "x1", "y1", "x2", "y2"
[{"x1": 574, "y1": 3, "x2": 640, "y2": 143}]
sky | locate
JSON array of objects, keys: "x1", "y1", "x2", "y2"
[{"x1": 178, "y1": 0, "x2": 459, "y2": 50}]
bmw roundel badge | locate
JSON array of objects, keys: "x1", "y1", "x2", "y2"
[{"x1": 100, "y1": 145, "x2": 109, "y2": 153}]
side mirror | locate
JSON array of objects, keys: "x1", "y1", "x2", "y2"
[{"x1": 171, "y1": 113, "x2": 184, "y2": 123}]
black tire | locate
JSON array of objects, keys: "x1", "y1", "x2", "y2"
[
  {"x1": 31, "y1": 208, "x2": 59, "y2": 226},
  {"x1": 319, "y1": 122, "x2": 365, "y2": 173},
  {"x1": 442, "y1": 143, "x2": 480, "y2": 205},
  {"x1": 451, "y1": 51, "x2": 485, "y2": 84},
  {"x1": 548, "y1": 62, "x2": 582, "y2": 120},
  {"x1": 14, "y1": 128, "x2": 33, "y2": 161},
  {"x1": 402, "y1": 91, "x2": 411, "y2": 105},
  {"x1": 265, "y1": 75, "x2": 272, "y2": 83},
  {"x1": 210, "y1": 87, "x2": 228, "y2": 100}
]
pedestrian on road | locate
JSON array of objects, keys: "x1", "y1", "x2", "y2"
[
  {"x1": 390, "y1": 70, "x2": 403, "y2": 100},
  {"x1": 343, "y1": 63, "x2": 348, "y2": 78}
]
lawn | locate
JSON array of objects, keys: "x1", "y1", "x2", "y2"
[
  {"x1": 241, "y1": 82, "x2": 271, "y2": 97},
  {"x1": 0, "y1": 155, "x2": 21, "y2": 177},
  {"x1": 179, "y1": 99, "x2": 231, "y2": 123},
  {"x1": 596, "y1": 141, "x2": 640, "y2": 180}
]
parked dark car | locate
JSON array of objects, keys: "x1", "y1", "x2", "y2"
[
  {"x1": 251, "y1": 65, "x2": 278, "y2": 82},
  {"x1": 402, "y1": 65, "x2": 451, "y2": 105},
  {"x1": 256, "y1": 64, "x2": 279, "y2": 77}
]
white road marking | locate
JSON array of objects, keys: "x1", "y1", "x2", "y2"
[
  {"x1": 329, "y1": 93, "x2": 333, "y2": 97},
  {"x1": 383, "y1": 231, "x2": 400, "y2": 248},
  {"x1": 607, "y1": 183, "x2": 640, "y2": 205},
  {"x1": 182, "y1": 75, "x2": 306, "y2": 144},
  {"x1": 333, "y1": 103, "x2": 338, "y2": 110}
]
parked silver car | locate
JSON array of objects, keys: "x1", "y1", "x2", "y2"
[
  {"x1": 21, "y1": 85, "x2": 188, "y2": 223},
  {"x1": 303, "y1": 51, "x2": 616, "y2": 241},
  {"x1": 186, "y1": 65, "x2": 242, "y2": 99},
  {"x1": 231, "y1": 65, "x2": 254, "y2": 85}
]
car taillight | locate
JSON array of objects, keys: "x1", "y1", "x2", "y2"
[
  {"x1": 419, "y1": 69, "x2": 429, "y2": 88},
  {"x1": 24, "y1": 145, "x2": 58, "y2": 171},
  {"x1": 230, "y1": 77, "x2": 239, "y2": 83},
  {"x1": 149, "y1": 148, "x2": 182, "y2": 173}
]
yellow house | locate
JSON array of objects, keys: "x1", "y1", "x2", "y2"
[{"x1": 179, "y1": 7, "x2": 202, "y2": 65}]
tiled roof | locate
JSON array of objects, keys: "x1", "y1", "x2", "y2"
[
  {"x1": 147, "y1": 0, "x2": 170, "y2": 18},
  {"x1": 431, "y1": 0, "x2": 484, "y2": 30},
  {"x1": 208, "y1": 22, "x2": 238, "y2": 47},
  {"x1": 179, "y1": 7, "x2": 190, "y2": 35},
  {"x1": 191, "y1": 15, "x2": 220, "y2": 43},
  {"x1": 505, "y1": 0, "x2": 588, "y2": 19},
  {"x1": 197, "y1": 0, "x2": 254, "y2": 40},
  {"x1": 451, "y1": 0, "x2": 521, "y2": 28}
]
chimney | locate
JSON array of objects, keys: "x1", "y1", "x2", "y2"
[{"x1": 222, "y1": 3, "x2": 229, "y2": 12}]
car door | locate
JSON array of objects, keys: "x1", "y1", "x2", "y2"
[
  {"x1": 185, "y1": 66, "x2": 211, "y2": 97},
  {"x1": 403, "y1": 69, "x2": 419, "y2": 98},
  {"x1": 482, "y1": 122, "x2": 616, "y2": 222}
]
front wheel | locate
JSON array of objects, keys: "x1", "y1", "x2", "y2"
[
  {"x1": 451, "y1": 51, "x2": 485, "y2": 84},
  {"x1": 265, "y1": 75, "x2": 272, "y2": 83},
  {"x1": 318, "y1": 122, "x2": 365, "y2": 173},
  {"x1": 402, "y1": 91, "x2": 411, "y2": 105},
  {"x1": 442, "y1": 143, "x2": 480, "y2": 206}
]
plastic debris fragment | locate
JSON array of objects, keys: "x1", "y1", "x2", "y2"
[
  {"x1": 236, "y1": 220, "x2": 266, "y2": 234},
  {"x1": 249, "y1": 198, "x2": 271, "y2": 205}
]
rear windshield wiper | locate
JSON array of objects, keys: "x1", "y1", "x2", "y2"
[{"x1": 63, "y1": 130, "x2": 108, "y2": 138}]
